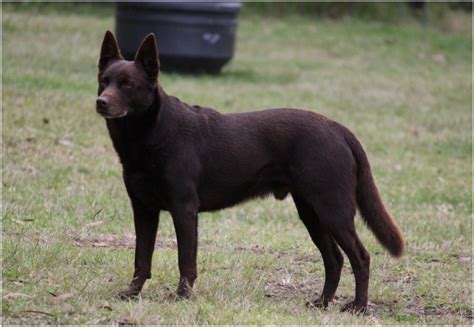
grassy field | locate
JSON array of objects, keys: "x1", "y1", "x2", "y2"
[{"x1": 2, "y1": 4, "x2": 472, "y2": 325}]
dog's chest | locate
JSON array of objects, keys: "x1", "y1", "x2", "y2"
[
  {"x1": 120, "y1": 142, "x2": 163, "y2": 171},
  {"x1": 121, "y1": 144, "x2": 169, "y2": 209},
  {"x1": 125, "y1": 169, "x2": 168, "y2": 209}
]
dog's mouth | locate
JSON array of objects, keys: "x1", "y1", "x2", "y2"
[{"x1": 96, "y1": 108, "x2": 128, "y2": 119}]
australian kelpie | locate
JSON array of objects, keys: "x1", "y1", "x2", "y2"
[{"x1": 96, "y1": 31, "x2": 404, "y2": 313}]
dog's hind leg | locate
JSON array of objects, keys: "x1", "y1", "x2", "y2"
[
  {"x1": 293, "y1": 195, "x2": 344, "y2": 308},
  {"x1": 331, "y1": 225, "x2": 370, "y2": 313},
  {"x1": 317, "y1": 203, "x2": 370, "y2": 314}
]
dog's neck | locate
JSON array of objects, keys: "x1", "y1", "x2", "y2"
[{"x1": 105, "y1": 86, "x2": 174, "y2": 162}]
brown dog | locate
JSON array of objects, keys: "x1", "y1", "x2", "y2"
[{"x1": 96, "y1": 31, "x2": 403, "y2": 313}]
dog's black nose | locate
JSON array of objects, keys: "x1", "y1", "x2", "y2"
[{"x1": 96, "y1": 97, "x2": 108, "y2": 108}]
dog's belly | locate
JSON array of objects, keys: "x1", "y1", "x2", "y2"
[{"x1": 197, "y1": 163, "x2": 291, "y2": 212}]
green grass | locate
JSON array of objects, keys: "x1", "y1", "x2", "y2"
[{"x1": 2, "y1": 4, "x2": 472, "y2": 325}]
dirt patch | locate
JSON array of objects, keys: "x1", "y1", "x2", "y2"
[
  {"x1": 264, "y1": 280, "x2": 313, "y2": 299},
  {"x1": 368, "y1": 298, "x2": 473, "y2": 322},
  {"x1": 72, "y1": 234, "x2": 133, "y2": 249},
  {"x1": 263, "y1": 274, "x2": 472, "y2": 321},
  {"x1": 235, "y1": 245, "x2": 266, "y2": 255},
  {"x1": 71, "y1": 234, "x2": 176, "y2": 250},
  {"x1": 264, "y1": 273, "x2": 321, "y2": 300},
  {"x1": 402, "y1": 302, "x2": 472, "y2": 321},
  {"x1": 450, "y1": 253, "x2": 471, "y2": 267}
]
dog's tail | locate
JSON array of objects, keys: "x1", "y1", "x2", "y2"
[{"x1": 341, "y1": 125, "x2": 404, "y2": 257}]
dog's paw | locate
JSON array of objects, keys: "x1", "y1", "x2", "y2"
[
  {"x1": 117, "y1": 287, "x2": 141, "y2": 300},
  {"x1": 341, "y1": 301, "x2": 367, "y2": 315},
  {"x1": 168, "y1": 289, "x2": 192, "y2": 302},
  {"x1": 174, "y1": 279, "x2": 195, "y2": 300},
  {"x1": 306, "y1": 296, "x2": 329, "y2": 309},
  {"x1": 176, "y1": 287, "x2": 192, "y2": 299}
]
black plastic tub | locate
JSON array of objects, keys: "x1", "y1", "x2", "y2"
[{"x1": 116, "y1": 2, "x2": 241, "y2": 73}]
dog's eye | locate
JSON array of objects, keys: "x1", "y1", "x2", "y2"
[
  {"x1": 120, "y1": 81, "x2": 132, "y2": 89},
  {"x1": 99, "y1": 79, "x2": 108, "y2": 89}
]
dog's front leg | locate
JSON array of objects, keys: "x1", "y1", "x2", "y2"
[
  {"x1": 171, "y1": 201, "x2": 199, "y2": 298},
  {"x1": 118, "y1": 196, "x2": 160, "y2": 300}
]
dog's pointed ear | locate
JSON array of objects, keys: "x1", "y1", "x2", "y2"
[
  {"x1": 135, "y1": 33, "x2": 160, "y2": 82},
  {"x1": 98, "y1": 30, "x2": 122, "y2": 72}
]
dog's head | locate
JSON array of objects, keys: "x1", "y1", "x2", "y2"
[{"x1": 96, "y1": 31, "x2": 159, "y2": 119}]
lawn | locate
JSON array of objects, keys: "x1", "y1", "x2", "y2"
[{"x1": 2, "y1": 4, "x2": 472, "y2": 325}]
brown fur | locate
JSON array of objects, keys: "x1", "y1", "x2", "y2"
[
  {"x1": 96, "y1": 31, "x2": 404, "y2": 313},
  {"x1": 338, "y1": 124, "x2": 404, "y2": 257}
]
